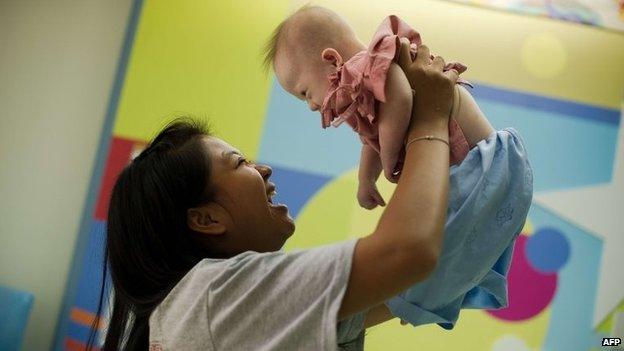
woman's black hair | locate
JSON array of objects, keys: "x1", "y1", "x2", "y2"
[{"x1": 87, "y1": 117, "x2": 215, "y2": 350}]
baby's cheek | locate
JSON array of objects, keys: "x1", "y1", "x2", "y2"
[{"x1": 317, "y1": 78, "x2": 331, "y2": 101}]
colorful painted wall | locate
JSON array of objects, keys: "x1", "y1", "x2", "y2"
[
  {"x1": 54, "y1": 0, "x2": 624, "y2": 350},
  {"x1": 446, "y1": 0, "x2": 624, "y2": 32}
]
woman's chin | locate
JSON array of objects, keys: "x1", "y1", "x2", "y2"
[{"x1": 267, "y1": 203, "x2": 295, "y2": 235}]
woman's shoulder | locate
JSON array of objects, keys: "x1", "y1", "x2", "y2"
[
  {"x1": 149, "y1": 239, "x2": 361, "y2": 350},
  {"x1": 190, "y1": 239, "x2": 359, "y2": 287}
]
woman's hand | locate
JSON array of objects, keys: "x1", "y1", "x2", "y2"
[{"x1": 397, "y1": 39, "x2": 459, "y2": 136}]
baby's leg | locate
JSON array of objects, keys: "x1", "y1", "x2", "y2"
[{"x1": 451, "y1": 85, "x2": 495, "y2": 147}]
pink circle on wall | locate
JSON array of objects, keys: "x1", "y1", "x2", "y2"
[{"x1": 487, "y1": 235, "x2": 558, "y2": 321}]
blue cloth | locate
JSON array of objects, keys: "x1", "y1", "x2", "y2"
[{"x1": 385, "y1": 128, "x2": 534, "y2": 329}]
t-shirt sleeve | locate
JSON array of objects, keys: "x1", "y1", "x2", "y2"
[
  {"x1": 204, "y1": 238, "x2": 365, "y2": 350},
  {"x1": 336, "y1": 310, "x2": 367, "y2": 350}
]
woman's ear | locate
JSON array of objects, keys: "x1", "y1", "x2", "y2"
[
  {"x1": 187, "y1": 205, "x2": 226, "y2": 236},
  {"x1": 321, "y1": 48, "x2": 343, "y2": 67}
]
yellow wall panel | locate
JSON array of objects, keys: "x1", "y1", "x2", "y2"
[
  {"x1": 292, "y1": 0, "x2": 624, "y2": 109},
  {"x1": 113, "y1": 0, "x2": 289, "y2": 157}
]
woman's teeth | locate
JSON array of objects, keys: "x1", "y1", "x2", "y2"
[{"x1": 268, "y1": 190, "x2": 277, "y2": 204}]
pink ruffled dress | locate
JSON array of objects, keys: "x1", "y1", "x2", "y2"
[{"x1": 320, "y1": 15, "x2": 472, "y2": 167}]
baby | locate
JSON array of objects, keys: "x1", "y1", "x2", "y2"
[
  {"x1": 264, "y1": 6, "x2": 533, "y2": 328},
  {"x1": 265, "y1": 6, "x2": 494, "y2": 210}
]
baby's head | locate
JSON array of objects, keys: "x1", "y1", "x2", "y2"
[{"x1": 263, "y1": 6, "x2": 364, "y2": 111}]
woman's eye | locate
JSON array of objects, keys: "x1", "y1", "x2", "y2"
[{"x1": 238, "y1": 158, "x2": 252, "y2": 166}]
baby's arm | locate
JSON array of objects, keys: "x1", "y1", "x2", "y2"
[
  {"x1": 377, "y1": 63, "x2": 413, "y2": 183},
  {"x1": 357, "y1": 144, "x2": 386, "y2": 209},
  {"x1": 451, "y1": 85, "x2": 495, "y2": 146},
  {"x1": 359, "y1": 143, "x2": 383, "y2": 184}
]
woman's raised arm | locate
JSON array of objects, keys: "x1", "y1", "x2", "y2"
[{"x1": 338, "y1": 43, "x2": 459, "y2": 320}]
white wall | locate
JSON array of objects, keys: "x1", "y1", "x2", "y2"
[{"x1": 0, "y1": 1, "x2": 132, "y2": 349}]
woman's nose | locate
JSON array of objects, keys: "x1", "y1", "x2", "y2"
[{"x1": 255, "y1": 163, "x2": 272, "y2": 181}]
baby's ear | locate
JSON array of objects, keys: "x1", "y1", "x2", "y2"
[{"x1": 321, "y1": 48, "x2": 343, "y2": 67}]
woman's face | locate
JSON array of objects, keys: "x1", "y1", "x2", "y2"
[{"x1": 188, "y1": 136, "x2": 295, "y2": 255}]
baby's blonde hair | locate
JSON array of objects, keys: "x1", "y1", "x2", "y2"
[{"x1": 261, "y1": 5, "x2": 356, "y2": 73}]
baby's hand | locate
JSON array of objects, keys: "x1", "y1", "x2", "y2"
[{"x1": 357, "y1": 181, "x2": 386, "y2": 210}]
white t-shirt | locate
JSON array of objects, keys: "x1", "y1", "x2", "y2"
[{"x1": 149, "y1": 238, "x2": 367, "y2": 350}]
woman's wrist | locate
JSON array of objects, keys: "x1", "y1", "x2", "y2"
[{"x1": 405, "y1": 116, "x2": 449, "y2": 145}]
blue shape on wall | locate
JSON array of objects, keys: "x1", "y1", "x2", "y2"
[
  {"x1": 526, "y1": 226, "x2": 571, "y2": 273},
  {"x1": 261, "y1": 164, "x2": 333, "y2": 218}
]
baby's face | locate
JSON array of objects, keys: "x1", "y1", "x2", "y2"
[{"x1": 274, "y1": 49, "x2": 334, "y2": 112}]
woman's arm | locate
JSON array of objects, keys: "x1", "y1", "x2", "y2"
[
  {"x1": 363, "y1": 304, "x2": 396, "y2": 328},
  {"x1": 338, "y1": 43, "x2": 458, "y2": 321}
]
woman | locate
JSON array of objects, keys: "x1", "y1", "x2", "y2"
[{"x1": 88, "y1": 42, "x2": 459, "y2": 350}]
